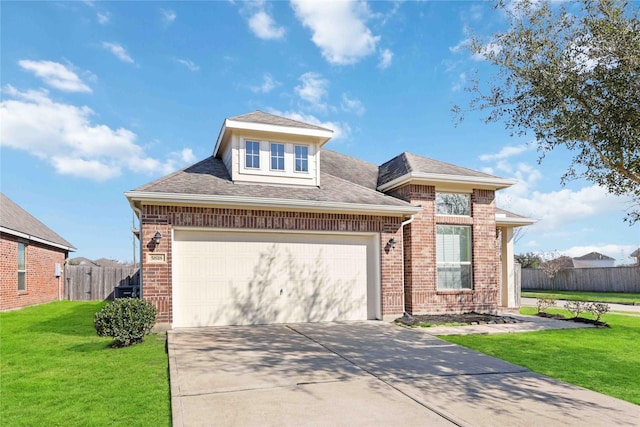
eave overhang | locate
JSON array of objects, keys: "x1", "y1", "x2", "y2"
[
  {"x1": 378, "y1": 172, "x2": 517, "y2": 192},
  {"x1": 214, "y1": 119, "x2": 334, "y2": 157},
  {"x1": 495, "y1": 216, "x2": 538, "y2": 227},
  {"x1": 126, "y1": 191, "x2": 421, "y2": 217},
  {"x1": 0, "y1": 226, "x2": 76, "y2": 252}
]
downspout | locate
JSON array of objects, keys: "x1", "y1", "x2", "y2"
[
  {"x1": 400, "y1": 215, "x2": 415, "y2": 316},
  {"x1": 132, "y1": 204, "x2": 143, "y2": 299}
]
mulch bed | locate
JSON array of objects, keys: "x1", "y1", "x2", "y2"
[
  {"x1": 394, "y1": 312, "x2": 522, "y2": 327},
  {"x1": 537, "y1": 312, "x2": 610, "y2": 328}
]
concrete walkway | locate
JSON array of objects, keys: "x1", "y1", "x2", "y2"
[
  {"x1": 521, "y1": 297, "x2": 640, "y2": 313},
  {"x1": 168, "y1": 321, "x2": 640, "y2": 426}
]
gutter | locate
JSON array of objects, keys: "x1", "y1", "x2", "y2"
[
  {"x1": 0, "y1": 226, "x2": 76, "y2": 252},
  {"x1": 125, "y1": 191, "x2": 421, "y2": 216},
  {"x1": 377, "y1": 172, "x2": 517, "y2": 192}
]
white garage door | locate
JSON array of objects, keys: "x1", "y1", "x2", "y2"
[{"x1": 172, "y1": 229, "x2": 380, "y2": 327}]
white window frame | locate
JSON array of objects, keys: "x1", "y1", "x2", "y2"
[
  {"x1": 18, "y1": 242, "x2": 26, "y2": 291},
  {"x1": 270, "y1": 143, "x2": 285, "y2": 171},
  {"x1": 294, "y1": 145, "x2": 309, "y2": 173},
  {"x1": 436, "y1": 225, "x2": 472, "y2": 290},
  {"x1": 245, "y1": 140, "x2": 260, "y2": 169},
  {"x1": 436, "y1": 192, "x2": 471, "y2": 216}
]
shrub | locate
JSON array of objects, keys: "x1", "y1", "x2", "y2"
[
  {"x1": 564, "y1": 300, "x2": 587, "y2": 319},
  {"x1": 587, "y1": 303, "x2": 610, "y2": 322},
  {"x1": 94, "y1": 298, "x2": 157, "y2": 347},
  {"x1": 536, "y1": 297, "x2": 556, "y2": 314}
]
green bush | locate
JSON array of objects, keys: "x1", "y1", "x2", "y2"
[{"x1": 94, "y1": 298, "x2": 157, "y2": 347}]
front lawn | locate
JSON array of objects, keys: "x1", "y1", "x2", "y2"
[
  {"x1": 522, "y1": 290, "x2": 640, "y2": 304},
  {"x1": 0, "y1": 301, "x2": 170, "y2": 426},
  {"x1": 442, "y1": 308, "x2": 640, "y2": 405}
]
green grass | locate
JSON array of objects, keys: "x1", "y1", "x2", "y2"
[
  {"x1": 0, "y1": 301, "x2": 170, "y2": 426},
  {"x1": 441, "y1": 308, "x2": 640, "y2": 405},
  {"x1": 522, "y1": 290, "x2": 640, "y2": 304}
]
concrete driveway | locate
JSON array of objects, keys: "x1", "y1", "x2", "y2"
[{"x1": 168, "y1": 322, "x2": 640, "y2": 427}]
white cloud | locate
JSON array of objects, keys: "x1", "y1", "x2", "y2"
[
  {"x1": 479, "y1": 143, "x2": 535, "y2": 161},
  {"x1": 268, "y1": 109, "x2": 351, "y2": 141},
  {"x1": 295, "y1": 72, "x2": 329, "y2": 108},
  {"x1": 378, "y1": 48, "x2": 393, "y2": 69},
  {"x1": 291, "y1": 0, "x2": 380, "y2": 65},
  {"x1": 0, "y1": 86, "x2": 192, "y2": 180},
  {"x1": 248, "y1": 10, "x2": 285, "y2": 40},
  {"x1": 176, "y1": 58, "x2": 200, "y2": 71},
  {"x1": 341, "y1": 94, "x2": 365, "y2": 116},
  {"x1": 18, "y1": 60, "x2": 92, "y2": 93},
  {"x1": 161, "y1": 8, "x2": 176, "y2": 26},
  {"x1": 102, "y1": 42, "x2": 134, "y2": 64},
  {"x1": 250, "y1": 73, "x2": 279, "y2": 93},
  {"x1": 97, "y1": 11, "x2": 110, "y2": 25}
]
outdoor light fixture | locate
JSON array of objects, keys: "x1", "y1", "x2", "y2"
[
  {"x1": 388, "y1": 237, "x2": 396, "y2": 249},
  {"x1": 153, "y1": 231, "x2": 162, "y2": 245}
]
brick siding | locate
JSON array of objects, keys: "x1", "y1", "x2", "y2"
[
  {"x1": 389, "y1": 185, "x2": 499, "y2": 314},
  {"x1": 140, "y1": 205, "x2": 405, "y2": 323},
  {"x1": 1, "y1": 233, "x2": 67, "y2": 311}
]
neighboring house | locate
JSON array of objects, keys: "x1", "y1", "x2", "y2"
[
  {"x1": 572, "y1": 252, "x2": 616, "y2": 268},
  {"x1": 126, "y1": 111, "x2": 535, "y2": 328},
  {"x1": 631, "y1": 248, "x2": 640, "y2": 266},
  {"x1": 0, "y1": 193, "x2": 75, "y2": 310}
]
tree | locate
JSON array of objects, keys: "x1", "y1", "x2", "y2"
[
  {"x1": 454, "y1": 0, "x2": 640, "y2": 222},
  {"x1": 515, "y1": 252, "x2": 542, "y2": 268}
]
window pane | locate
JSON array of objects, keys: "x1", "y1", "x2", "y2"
[
  {"x1": 271, "y1": 144, "x2": 284, "y2": 170},
  {"x1": 295, "y1": 145, "x2": 308, "y2": 172},
  {"x1": 245, "y1": 141, "x2": 260, "y2": 168},
  {"x1": 436, "y1": 193, "x2": 470, "y2": 216},
  {"x1": 18, "y1": 243, "x2": 25, "y2": 270},
  {"x1": 436, "y1": 225, "x2": 472, "y2": 289},
  {"x1": 18, "y1": 272, "x2": 26, "y2": 291}
]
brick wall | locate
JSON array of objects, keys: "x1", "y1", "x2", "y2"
[
  {"x1": 140, "y1": 205, "x2": 405, "y2": 323},
  {"x1": 1, "y1": 233, "x2": 67, "y2": 311},
  {"x1": 389, "y1": 185, "x2": 499, "y2": 314}
]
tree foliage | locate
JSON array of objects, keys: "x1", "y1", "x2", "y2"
[
  {"x1": 455, "y1": 0, "x2": 640, "y2": 222},
  {"x1": 515, "y1": 252, "x2": 542, "y2": 268}
]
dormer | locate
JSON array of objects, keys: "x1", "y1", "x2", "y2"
[{"x1": 213, "y1": 111, "x2": 333, "y2": 187}]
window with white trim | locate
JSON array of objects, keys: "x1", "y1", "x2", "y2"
[
  {"x1": 18, "y1": 242, "x2": 26, "y2": 291},
  {"x1": 270, "y1": 143, "x2": 285, "y2": 170},
  {"x1": 245, "y1": 140, "x2": 260, "y2": 169},
  {"x1": 436, "y1": 193, "x2": 471, "y2": 216},
  {"x1": 436, "y1": 225, "x2": 472, "y2": 290},
  {"x1": 294, "y1": 145, "x2": 308, "y2": 172}
]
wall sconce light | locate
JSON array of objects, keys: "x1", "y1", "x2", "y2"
[
  {"x1": 153, "y1": 232, "x2": 162, "y2": 245},
  {"x1": 388, "y1": 237, "x2": 396, "y2": 249}
]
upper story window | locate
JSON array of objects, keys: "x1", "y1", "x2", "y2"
[
  {"x1": 270, "y1": 143, "x2": 285, "y2": 171},
  {"x1": 295, "y1": 145, "x2": 308, "y2": 172},
  {"x1": 18, "y1": 242, "x2": 26, "y2": 291},
  {"x1": 436, "y1": 193, "x2": 471, "y2": 216},
  {"x1": 245, "y1": 140, "x2": 260, "y2": 169}
]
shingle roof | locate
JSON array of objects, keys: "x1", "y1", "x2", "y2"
[
  {"x1": 229, "y1": 111, "x2": 333, "y2": 132},
  {"x1": 378, "y1": 152, "x2": 501, "y2": 187},
  {"x1": 574, "y1": 252, "x2": 615, "y2": 261},
  {"x1": 0, "y1": 193, "x2": 75, "y2": 249},
  {"x1": 132, "y1": 155, "x2": 413, "y2": 209},
  {"x1": 321, "y1": 149, "x2": 379, "y2": 190}
]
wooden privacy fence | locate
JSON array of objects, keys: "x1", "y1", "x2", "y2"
[
  {"x1": 65, "y1": 266, "x2": 140, "y2": 301},
  {"x1": 522, "y1": 266, "x2": 640, "y2": 293}
]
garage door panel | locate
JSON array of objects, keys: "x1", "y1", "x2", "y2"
[{"x1": 173, "y1": 231, "x2": 375, "y2": 327}]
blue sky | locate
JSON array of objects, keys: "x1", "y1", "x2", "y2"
[{"x1": 1, "y1": 1, "x2": 638, "y2": 265}]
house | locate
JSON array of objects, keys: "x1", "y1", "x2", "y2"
[
  {"x1": 126, "y1": 111, "x2": 535, "y2": 328},
  {"x1": 0, "y1": 193, "x2": 75, "y2": 310},
  {"x1": 631, "y1": 248, "x2": 640, "y2": 266},
  {"x1": 572, "y1": 252, "x2": 616, "y2": 268}
]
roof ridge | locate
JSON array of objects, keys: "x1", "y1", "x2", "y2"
[{"x1": 404, "y1": 151, "x2": 499, "y2": 178}]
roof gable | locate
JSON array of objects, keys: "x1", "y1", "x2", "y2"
[
  {"x1": 378, "y1": 152, "x2": 513, "y2": 190},
  {"x1": 0, "y1": 193, "x2": 75, "y2": 250},
  {"x1": 574, "y1": 252, "x2": 615, "y2": 261}
]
